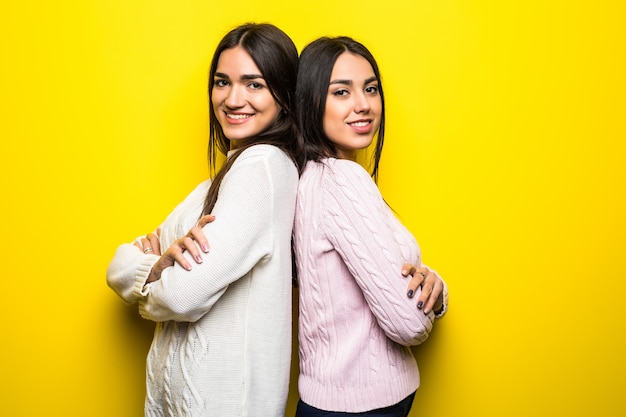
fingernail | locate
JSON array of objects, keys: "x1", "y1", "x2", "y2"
[
  {"x1": 401, "y1": 269, "x2": 407, "y2": 275},
  {"x1": 202, "y1": 243, "x2": 209, "y2": 252},
  {"x1": 407, "y1": 290, "x2": 414, "y2": 298},
  {"x1": 417, "y1": 301, "x2": 423, "y2": 309},
  {"x1": 184, "y1": 263, "x2": 192, "y2": 271},
  {"x1": 195, "y1": 255, "x2": 203, "y2": 263}
]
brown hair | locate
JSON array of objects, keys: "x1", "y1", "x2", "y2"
[{"x1": 202, "y1": 23, "x2": 299, "y2": 216}]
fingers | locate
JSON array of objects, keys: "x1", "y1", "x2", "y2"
[
  {"x1": 402, "y1": 265, "x2": 442, "y2": 314},
  {"x1": 188, "y1": 227, "x2": 210, "y2": 253},
  {"x1": 180, "y1": 236, "x2": 203, "y2": 266},
  {"x1": 401, "y1": 263, "x2": 416, "y2": 277},
  {"x1": 140, "y1": 237, "x2": 155, "y2": 255},
  {"x1": 146, "y1": 232, "x2": 161, "y2": 256},
  {"x1": 137, "y1": 231, "x2": 162, "y2": 256},
  {"x1": 416, "y1": 271, "x2": 444, "y2": 314},
  {"x1": 189, "y1": 215, "x2": 215, "y2": 253},
  {"x1": 404, "y1": 266, "x2": 429, "y2": 299},
  {"x1": 197, "y1": 214, "x2": 216, "y2": 228},
  {"x1": 169, "y1": 238, "x2": 194, "y2": 270},
  {"x1": 141, "y1": 215, "x2": 215, "y2": 275},
  {"x1": 156, "y1": 238, "x2": 195, "y2": 271}
]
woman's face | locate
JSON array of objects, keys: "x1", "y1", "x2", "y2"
[
  {"x1": 323, "y1": 52, "x2": 382, "y2": 161},
  {"x1": 211, "y1": 46, "x2": 282, "y2": 147}
]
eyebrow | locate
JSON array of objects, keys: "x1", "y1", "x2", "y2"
[
  {"x1": 214, "y1": 72, "x2": 264, "y2": 80},
  {"x1": 329, "y1": 76, "x2": 378, "y2": 86}
]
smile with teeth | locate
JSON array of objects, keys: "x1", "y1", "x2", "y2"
[
  {"x1": 227, "y1": 113, "x2": 253, "y2": 119},
  {"x1": 348, "y1": 121, "x2": 370, "y2": 126}
]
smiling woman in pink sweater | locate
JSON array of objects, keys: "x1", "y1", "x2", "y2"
[{"x1": 292, "y1": 36, "x2": 449, "y2": 417}]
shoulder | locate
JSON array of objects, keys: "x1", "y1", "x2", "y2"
[
  {"x1": 229, "y1": 144, "x2": 297, "y2": 179},
  {"x1": 302, "y1": 157, "x2": 371, "y2": 179},
  {"x1": 317, "y1": 158, "x2": 376, "y2": 191},
  {"x1": 226, "y1": 145, "x2": 298, "y2": 194},
  {"x1": 329, "y1": 157, "x2": 371, "y2": 177},
  {"x1": 299, "y1": 158, "x2": 382, "y2": 213},
  {"x1": 236, "y1": 144, "x2": 294, "y2": 166}
]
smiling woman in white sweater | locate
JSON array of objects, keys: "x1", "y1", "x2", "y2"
[
  {"x1": 106, "y1": 23, "x2": 299, "y2": 417},
  {"x1": 292, "y1": 37, "x2": 448, "y2": 417}
]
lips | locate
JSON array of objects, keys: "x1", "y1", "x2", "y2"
[
  {"x1": 225, "y1": 112, "x2": 254, "y2": 124},
  {"x1": 347, "y1": 119, "x2": 373, "y2": 133}
]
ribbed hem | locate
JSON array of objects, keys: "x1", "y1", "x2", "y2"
[
  {"x1": 299, "y1": 368, "x2": 420, "y2": 413},
  {"x1": 134, "y1": 254, "x2": 158, "y2": 298}
]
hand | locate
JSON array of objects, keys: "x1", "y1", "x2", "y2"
[
  {"x1": 186, "y1": 214, "x2": 215, "y2": 255},
  {"x1": 401, "y1": 263, "x2": 444, "y2": 315},
  {"x1": 134, "y1": 228, "x2": 162, "y2": 256},
  {"x1": 142, "y1": 214, "x2": 215, "y2": 284}
]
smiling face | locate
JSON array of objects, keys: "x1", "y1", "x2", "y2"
[
  {"x1": 211, "y1": 46, "x2": 282, "y2": 147},
  {"x1": 323, "y1": 52, "x2": 382, "y2": 161}
]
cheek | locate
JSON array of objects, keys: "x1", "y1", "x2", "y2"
[
  {"x1": 260, "y1": 93, "x2": 281, "y2": 116},
  {"x1": 322, "y1": 114, "x2": 342, "y2": 143},
  {"x1": 373, "y1": 100, "x2": 383, "y2": 118},
  {"x1": 270, "y1": 101, "x2": 282, "y2": 120},
  {"x1": 322, "y1": 112, "x2": 334, "y2": 136},
  {"x1": 323, "y1": 104, "x2": 342, "y2": 128},
  {"x1": 370, "y1": 96, "x2": 382, "y2": 112}
]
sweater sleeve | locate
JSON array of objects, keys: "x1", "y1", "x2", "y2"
[
  {"x1": 106, "y1": 181, "x2": 213, "y2": 305},
  {"x1": 137, "y1": 146, "x2": 292, "y2": 322},
  {"x1": 322, "y1": 160, "x2": 434, "y2": 346},
  {"x1": 106, "y1": 241, "x2": 159, "y2": 304}
]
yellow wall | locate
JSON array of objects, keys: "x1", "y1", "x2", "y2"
[{"x1": 2, "y1": 1, "x2": 624, "y2": 416}]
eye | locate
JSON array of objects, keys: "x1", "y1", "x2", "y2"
[
  {"x1": 248, "y1": 81, "x2": 264, "y2": 90},
  {"x1": 332, "y1": 89, "x2": 349, "y2": 97},
  {"x1": 214, "y1": 79, "x2": 229, "y2": 87},
  {"x1": 365, "y1": 85, "x2": 379, "y2": 95}
]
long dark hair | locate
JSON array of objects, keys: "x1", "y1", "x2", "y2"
[
  {"x1": 202, "y1": 23, "x2": 299, "y2": 216},
  {"x1": 295, "y1": 36, "x2": 385, "y2": 181}
]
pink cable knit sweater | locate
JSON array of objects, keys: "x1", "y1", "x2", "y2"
[{"x1": 293, "y1": 158, "x2": 447, "y2": 413}]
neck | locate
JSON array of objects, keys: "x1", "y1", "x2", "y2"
[{"x1": 336, "y1": 149, "x2": 358, "y2": 162}]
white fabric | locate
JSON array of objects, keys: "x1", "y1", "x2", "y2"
[{"x1": 107, "y1": 144, "x2": 298, "y2": 417}]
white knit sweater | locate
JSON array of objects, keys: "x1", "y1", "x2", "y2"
[
  {"x1": 293, "y1": 158, "x2": 448, "y2": 413},
  {"x1": 107, "y1": 145, "x2": 298, "y2": 417}
]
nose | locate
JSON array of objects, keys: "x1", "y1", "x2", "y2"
[
  {"x1": 225, "y1": 84, "x2": 245, "y2": 108},
  {"x1": 354, "y1": 92, "x2": 371, "y2": 114}
]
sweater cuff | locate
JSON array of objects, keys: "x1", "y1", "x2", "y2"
[{"x1": 133, "y1": 254, "x2": 159, "y2": 298}]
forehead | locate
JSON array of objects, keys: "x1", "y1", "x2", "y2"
[
  {"x1": 330, "y1": 52, "x2": 375, "y2": 80},
  {"x1": 216, "y1": 46, "x2": 261, "y2": 75}
]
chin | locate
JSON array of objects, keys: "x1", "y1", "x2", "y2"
[{"x1": 222, "y1": 130, "x2": 251, "y2": 142}]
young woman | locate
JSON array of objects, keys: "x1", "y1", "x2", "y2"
[
  {"x1": 292, "y1": 36, "x2": 449, "y2": 417},
  {"x1": 106, "y1": 23, "x2": 299, "y2": 417}
]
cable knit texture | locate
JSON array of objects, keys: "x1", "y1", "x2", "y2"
[
  {"x1": 294, "y1": 158, "x2": 447, "y2": 413},
  {"x1": 106, "y1": 145, "x2": 298, "y2": 417}
]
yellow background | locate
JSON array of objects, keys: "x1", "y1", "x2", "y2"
[{"x1": 2, "y1": 1, "x2": 624, "y2": 416}]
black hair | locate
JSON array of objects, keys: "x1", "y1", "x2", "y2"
[{"x1": 295, "y1": 36, "x2": 385, "y2": 181}]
